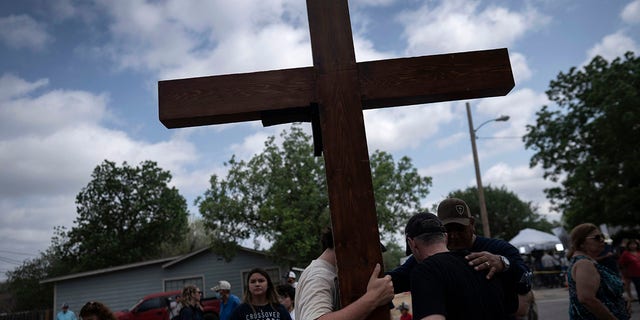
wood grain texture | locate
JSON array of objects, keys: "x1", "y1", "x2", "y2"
[
  {"x1": 159, "y1": 49, "x2": 513, "y2": 129},
  {"x1": 306, "y1": 1, "x2": 387, "y2": 318},
  {"x1": 159, "y1": 66, "x2": 314, "y2": 128}
]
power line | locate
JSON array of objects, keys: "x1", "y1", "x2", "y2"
[
  {"x1": 0, "y1": 250, "x2": 37, "y2": 256},
  {"x1": 476, "y1": 136, "x2": 523, "y2": 140},
  {"x1": 0, "y1": 256, "x2": 24, "y2": 265}
]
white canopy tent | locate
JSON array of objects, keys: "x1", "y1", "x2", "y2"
[{"x1": 509, "y1": 228, "x2": 564, "y2": 254}]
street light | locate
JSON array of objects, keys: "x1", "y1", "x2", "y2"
[{"x1": 465, "y1": 102, "x2": 509, "y2": 238}]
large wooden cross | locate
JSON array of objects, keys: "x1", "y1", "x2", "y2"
[{"x1": 159, "y1": 1, "x2": 513, "y2": 319}]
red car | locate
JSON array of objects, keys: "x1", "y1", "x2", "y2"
[{"x1": 115, "y1": 290, "x2": 220, "y2": 320}]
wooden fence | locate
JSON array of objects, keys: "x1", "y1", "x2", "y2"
[{"x1": 0, "y1": 309, "x2": 52, "y2": 320}]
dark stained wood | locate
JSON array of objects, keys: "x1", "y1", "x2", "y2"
[
  {"x1": 305, "y1": 1, "x2": 386, "y2": 317},
  {"x1": 159, "y1": 66, "x2": 315, "y2": 128},
  {"x1": 158, "y1": 1, "x2": 514, "y2": 319},
  {"x1": 159, "y1": 49, "x2": 513, "y2": 128},
  {"x1": 358, "y1": 49, "x2": 513, "y2": 109}
]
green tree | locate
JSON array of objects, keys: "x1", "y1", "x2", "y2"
[
  {"x1": 448, "y1": 185, "x2": 555, "y2": 241},
  {"x1": 55, "y1": 160, "x2": 189, "y2": 273},
  {"x1": 160, "y1": 219, "x2": 213, "y2": 257},
  {"x1": 381, "y1": 241, "x2": 406, "y2": 272},
  {"x1": 197, "y1": 124, "x2": 431, "y2": 266},
  {"x1": 523, "y1": 52, "x2": 640, "y2": 228},
  {"x1": 5, "y1": 253, "x2": 54, "y2": 311}
]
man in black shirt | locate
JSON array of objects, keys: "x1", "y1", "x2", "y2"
[
  {"x1": 389, "y1": 198, "x2": 532, "y2": 317},
  {"x1": 406, "y1": 212, "x2": 508, "y2": 319}
]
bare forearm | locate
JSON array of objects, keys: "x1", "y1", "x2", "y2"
[{"x1": 317, "y1": 294, "x2": 378, "y2": 320}]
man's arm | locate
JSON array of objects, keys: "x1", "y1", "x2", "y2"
[
  {"x1": 318, "y1": 264, "x2": 394, "y2": 320},
  {"x1": 386, "y1": 255, "x2": 417, "y2": 293},
  {"x1": 467, "y1": 238, "x2": 531, "y2": 293}
]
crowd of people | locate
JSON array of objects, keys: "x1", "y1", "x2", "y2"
[{"x1": 59, "y1": 197, "x2": 638, "y2": 320}]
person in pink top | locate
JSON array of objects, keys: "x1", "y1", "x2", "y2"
[{"x1": 619, "y1": 238, "x2": 640, "y2": 303}]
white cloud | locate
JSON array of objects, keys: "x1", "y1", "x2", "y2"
[
  {"x1": 352, "y1": 0, "x2": 397, "y2": 6},
  {"x1": 364, "y1": 103, "x2": 455, "y2": 152},
  {"x1": 584, "y1": 31, "x2": 639, "y2": 66},
  {"x1": 0, "y1": 75, "x2": 203, "y2": 273},
  {"x1": 436, "y1": 132, "x2": 467, "y2": 149},
  {"x1": 475, "y1": 88, "x2": 549, "y2": 152},
  {"x1": 0, "y1": 15, "x2": 52, "y2": 51},
  {"x1": 0, "y1": 195, "x2": 76, "y2": 257},
  {"x1": 621, "y1": 0, "x2": 640, "y2": 24},
  {"x1": 89, "y1": 1, "x2": 313, "y2": 78},
  {"x1": 421, "y1": 153, "x2": 472, "y2": 177},
  {"x1": 353, "y1": 34, "x2": 397, "y2": 62},
  {"x1": 229, "y1": 131, "x2": 274, "y2": 161},
  {"x1": 509, "y1": 52, "x2": 533, "y2": 83},
  {"x1": 397, "y1": 1, "x2": 550, "y2": 55},
  {"x1": 482, "y1": 162, "x2": 559, "y2": 218},
  {"x1": 0, "y1": 73, "x2": 49, "y2": 101},
  {"x1": 0, "y1": 86, "x2": 110, "y2": 139}
]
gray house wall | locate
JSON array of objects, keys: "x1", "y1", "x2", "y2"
[
  {"x1": 164, "y1": 250, "x2": 285, "y2": 298},
  {"x1": 53, "y1": 261, "x2": 168, "y2": 314},
  {"x1": 43, "y1": 248, "x2": 290, "y2": 315}
]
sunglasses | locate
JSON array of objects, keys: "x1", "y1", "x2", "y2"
[{"x1": 586, "y1": 234, "x2": 605, "y2": 242}]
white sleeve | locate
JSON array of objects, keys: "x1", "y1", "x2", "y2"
[{"x1": 295, "y1": 263, "x2": 336, "y2": 320}]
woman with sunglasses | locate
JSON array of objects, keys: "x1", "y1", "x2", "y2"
[
  {"x1": 179, "y1": 285, "x2": 204, "y2": 320},
  {"x1": 566, "y1": 223, "x2": 630, "y2": 319},
  {"x1": 230, "y1": 268, "x2": 292, "y2": 320}
]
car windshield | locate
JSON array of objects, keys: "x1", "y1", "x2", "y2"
[{"x1": 129, "y1": 299, "x2": 143, "y2": 311}]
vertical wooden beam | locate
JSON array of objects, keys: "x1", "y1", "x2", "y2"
[{"x1": 307, "y1": 1, "x2": 386, "y2": 318}]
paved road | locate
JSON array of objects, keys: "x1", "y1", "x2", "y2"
[{"x1": 535, "y1": 288, "x2": 640, "y2": 320}]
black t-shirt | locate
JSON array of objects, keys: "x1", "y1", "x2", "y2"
[
  {"x1": 229, "y1": 302, "x2": 292, "y2": 320},
  {"x1": 179, "y1": 305, "x2": 203, "y2": 320},
  {"x1": 410, "y1": 251, "x2": 509, "y2": 320}
]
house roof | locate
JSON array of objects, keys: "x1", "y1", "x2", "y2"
[
  {"x1": 40, "y1": 246, "x2": 274, "y2": 284},
  {"x1": 40, "y1": 256, "x2": 177, "y2": 284}
]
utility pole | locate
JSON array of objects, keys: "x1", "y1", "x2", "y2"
[{"x1": 465, "y1": 102, "x2": 509, "y2": 237}]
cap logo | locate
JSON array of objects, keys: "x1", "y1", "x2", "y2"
[{"x1": 455, "y1": 204, "x2": 465, "y2": 215}]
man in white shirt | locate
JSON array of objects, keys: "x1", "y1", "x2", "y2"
[{"x1": 295, "y1": 228, "x2": 394, "y2": 320}]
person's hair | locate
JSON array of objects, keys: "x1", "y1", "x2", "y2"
[
  {"x1": 627, "y1": 238, "x2": 640, "y2": 250},
  {"x1": 276, "y1": 283, "x2": 296, "y2": 302},
  {"x1": 181, "y1": 284, "x2": 199, "y2": 307},
  {"x1": 567, "y1": 223, "x2": 598, "y2": 258},
  {"x1": 321, "y1": 227, "x2": 334, "y2": 250},
  {"x1": 243, "y1": 268, "x2": 280, "y2": 312},
  {"x1": 79, "y1": 301, "x2": 117, "y2": 320}
]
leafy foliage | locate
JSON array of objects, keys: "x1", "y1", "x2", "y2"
[
  {"x1": 381, "y1": 241, "x2": 406, "y2": 272},
  {"x1": 523, "y1": 52, "x2": 640, "y2": 228},
  {"x1": 5, "y1": 160, "x2": 189, "y2": 310},
  {"x1": 5, "y1": 253, "x2": 54, "y2": 311},
  {"x1": 54, "y1": 160, "x2": 189, "y2": 273},
  {"x1": 159, "y1": 219, "x2": 213, "y2": 257},
  {"x1": 448, "y1": 185, "x2": 555, "y2": 240},
  {"x1": 197, "y1": 124, "x2": 431, "y2": 266}
]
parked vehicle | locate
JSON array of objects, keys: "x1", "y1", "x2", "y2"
[{"x1": 115, "y1": 290, "x2": 220, "y2": 320}]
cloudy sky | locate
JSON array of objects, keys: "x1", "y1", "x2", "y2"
[{"x1": 1, "y1": 0, "x2": 639, "y2": 280}]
